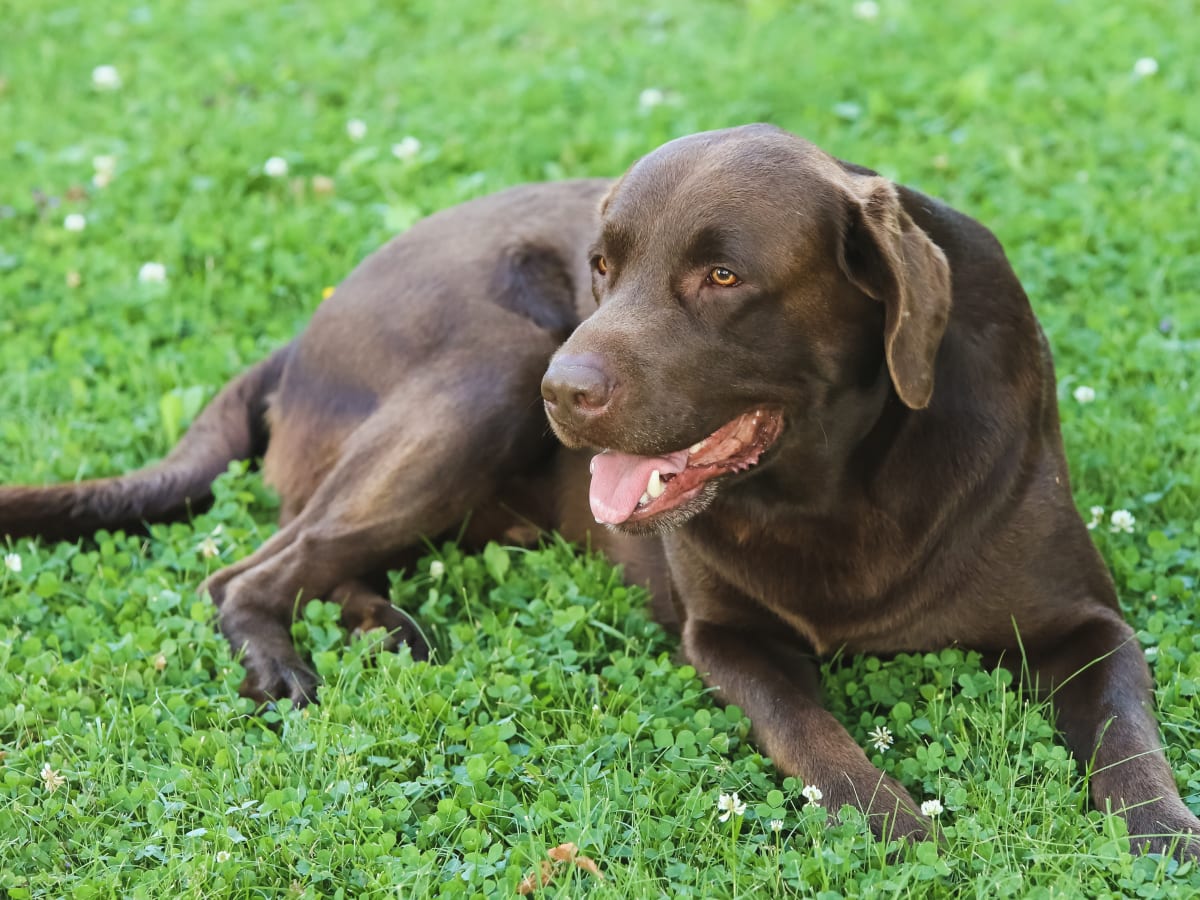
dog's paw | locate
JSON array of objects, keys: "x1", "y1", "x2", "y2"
[
  {"x1": 238, "y1": 651, "x2": 320, "y2": 709},
  {"x1": 825, "y1": 771, "x2": 930, "y2": 844},
  {"x1": 1124, "y1": 801, "x2": 1200, "y2": 862}
]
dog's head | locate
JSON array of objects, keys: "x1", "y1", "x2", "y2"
[{"x1": 543, "y1": 124, "x2": 952, "y2": 534}]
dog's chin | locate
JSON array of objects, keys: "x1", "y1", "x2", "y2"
[{"x1": 603, "y1": 483, "x2": 721, "y2": 536}]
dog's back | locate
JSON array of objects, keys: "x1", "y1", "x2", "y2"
[{"x1": 0, "y1": 180, "x2": 610, "y2": 544}]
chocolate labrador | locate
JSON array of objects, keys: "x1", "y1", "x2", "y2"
[{"x1": 2, "y1": 124, "x2": 1195, "y2": 856}]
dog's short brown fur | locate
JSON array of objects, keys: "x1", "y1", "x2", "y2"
[{"x1": 3, "y1": 125, "x2": 1196, "y2": 856}]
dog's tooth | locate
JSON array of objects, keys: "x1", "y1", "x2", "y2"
[
  {"x1": 690, "y1": 440, "x2": 705, "y2": 454},
  {"x1": 639, "y1": 491, "x2": 651, "y2": 507},
  {"x1": 647, "y1": 469, "x2": 665, "y2": 499},
  {"x1": 589, "y1": 457, "x2": 596, "y2": 474}
]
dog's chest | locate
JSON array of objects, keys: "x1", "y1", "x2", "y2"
[{"x1": 686, "y1": 520, "x2": 912, "y2": 655}]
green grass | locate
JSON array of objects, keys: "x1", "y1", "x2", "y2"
[{"x1": 2, "y1": 0, "x2": 1200, "y2": 895}]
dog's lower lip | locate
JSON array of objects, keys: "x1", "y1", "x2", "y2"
[{"x1": 619, "y1": 407, "x2": 785, "y2": 524}]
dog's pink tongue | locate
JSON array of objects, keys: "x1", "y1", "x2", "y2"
[{"x1": 589, "y1": 449, "x2": 690, "y2": 525}]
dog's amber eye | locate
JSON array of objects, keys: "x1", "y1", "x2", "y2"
[
  {"x1": 594, "y1": 256, "x2": 608, "y2": 275},
  {"x1": 708, "y1": 267, "x2": 739, "y2": 287}
]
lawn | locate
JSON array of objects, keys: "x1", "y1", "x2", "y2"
[{"x1": 2, "y1": 0, "x2": 1199, "y2": 896}]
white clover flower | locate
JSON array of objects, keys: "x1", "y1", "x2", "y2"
[
  {"x1": 4, "y1": 553, "x2": 20, "y2": 573},
  {"x1": 1072, "y1": 385, "x2": 1096, "y2": 404},
  {"x1": 868, "y1": 724, "x2": 894, "y2": 752},
  {"x1": 1086, "y1": 505, "x2": 1104, "y2": 530},
  {"x1": 263, "y1": 156, "x2": 289, "y2": 177},
  {"x1": 215, "y1": 850, "x2": 231, "y2": 863},
  {"x1": 346, "y1": 119, "x2": 368, "y2": 141},
  {"x1": 717, "y1": 791, "x2": 746, "y2": 822},
  {"x1": 138, "y1": 262, "x2": 167, "y2": 284},
  {"x1": 153, "y1": 652, "x2": 167, "y2": 672},
  {"x1": 921, "y1": 798, "x2": 944, "y2": 816},
  {"x1": 801, "y1": 784, "x2": 823, "y2": 807},
  {"x1": 638, "y1": 88, "x2": 665, "y2": 111},
  {"x1": 63, "y1": 213, "x2": 87, "y2": 232},
  {"x1": 429, "y1": 559, "x2": 445, "y2": 579},
  {"x1": 92, "y1": 65, "x2": 122, "y2": 90},
  {"x1": 852, "y1": 1, "x2": 880, "y2": 20},
  {"x1": 1110, "y1": 509, "x2": 1135, "y2": 534},
  {"x1": 198, "y1": 536, "x2": 220, "y2": 559},
  {"x1": 1133, "y1": 57, "x2": 1159, "y2": 78},
  {"x1": 41, "y1": 763, "x2": 66, "y2": 793},
  {"x1": 833, "y1": 101, "x2": 863, "y2": 121},
  {"x1": 92, "y1": 154, "x2": 117, "y2": 188},
  {"x1": 770, "y1": 818, "x2": 783, "y2": 832},
  {"x1": 391, "y1": 136, "x2": 422, "y2": 161}
]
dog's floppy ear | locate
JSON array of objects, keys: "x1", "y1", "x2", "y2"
[{"x1": 837, "y1": 177, "x2": 952, "y2": 409}]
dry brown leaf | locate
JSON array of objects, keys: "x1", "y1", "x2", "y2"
[
  {"x1": 572, "y1": 854, "x2": 603, "y2": 880},
  {"x1": 518, "y1": 843, "x2": 605, "y2": 893},
  {"x1": 516, "y1": 860, "x2": 555, "y2": 895},
  {"x1": 547, "y1": 843, "x2": 578, "y2": 862}
]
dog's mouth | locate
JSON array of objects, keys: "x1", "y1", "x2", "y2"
[{"x1": 588, "y1": 407, "x2": 785, "y2": 527}]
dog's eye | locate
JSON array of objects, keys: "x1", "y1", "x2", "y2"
[
  {"x1": 593, "y1": 256, "x2": 608, "y2": 275},
  {"x1": 708, "y1": 267, "x2": 740, "y2": 287}
]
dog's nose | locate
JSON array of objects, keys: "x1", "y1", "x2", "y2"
[{"x1": 541, "y1": 353, "x2": 616, "y2": 421}]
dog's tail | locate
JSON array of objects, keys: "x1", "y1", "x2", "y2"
[{"x1": 0, "y1": 342, "x2": 294, "y2": 541}]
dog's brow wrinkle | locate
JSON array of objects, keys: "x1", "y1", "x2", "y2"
[
  {"x1": 685, "y1": 226, "x2": 732, "y2": 267},
  {"x1": 601, "y1": 224, "x2": 635, "y2": 261}
]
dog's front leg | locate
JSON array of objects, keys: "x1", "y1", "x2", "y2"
[
  {"x1": 1027, "y1": 609, "x2": 1200, "y2": 859},
  {"x1": 683, "y1": 616, "x2": 927, "y2": 842}
]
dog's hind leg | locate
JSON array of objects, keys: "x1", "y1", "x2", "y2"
[{"x1": 202, "y1": 358, "x2": 552, "y2": 705}]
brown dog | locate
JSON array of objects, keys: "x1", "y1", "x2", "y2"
[{"x1": 2, "y1": 125, "x2": 1195, "y2": 856}]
